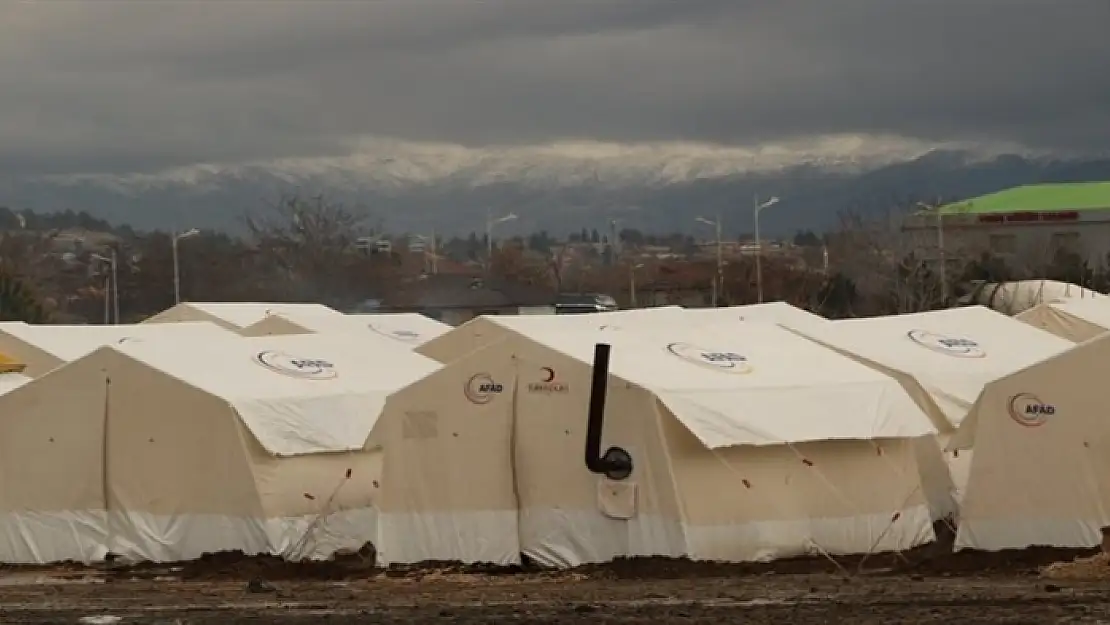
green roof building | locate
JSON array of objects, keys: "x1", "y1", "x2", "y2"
[
  {"x1": 905, "y1": 181, "x2": 1110, "y2": 265},
  {"x1": 938, "y1": 182, "x2": 1110, "y2": 215}
]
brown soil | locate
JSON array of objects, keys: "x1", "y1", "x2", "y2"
[{"x1": 3, "y1": 548, "x2": 1110, "y2": 623}]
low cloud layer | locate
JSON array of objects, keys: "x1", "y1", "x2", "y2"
[{"x1": 1, "y1": 0, "x2": 1107, "y2": 175}]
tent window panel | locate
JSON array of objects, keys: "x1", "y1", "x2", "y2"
[
  {"x1": 402, "y1": 410, "x2": 439, "y2": 439},
  {"x1": 989, "y1": 234, "x2": 1016, "y2": 255}
]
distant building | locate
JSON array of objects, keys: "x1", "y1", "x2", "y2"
[
  {"x1": 380, "y1": 274, "x2": 557, "y2": 326},
  {"x1": 902, "y1": 182, "x2": 1110, "y2": 266}
]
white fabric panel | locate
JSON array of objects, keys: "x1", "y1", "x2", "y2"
[
  {"x1": 681, "y1": 301, "x2": 828, "y2": 331},
  {"x1": 180, "y1": 302, "x2": 344, "y2": 329},
  {"x1": 377, "y1": 511, "x2": 521, "y2": 567},
  {"x1": 685, "y1": 504, "x2": 936, "y2": 562},
  {"x1": 957, "y1": 518, "x2": 1103, "y2": 551},
  {"x1": 267, "y1": 312, "x2": 452, "y2": 347},
  {"x1": 0, "y1": 321, "x2": 236, "y2": 364},
  {"x1": 0, "y1": 507, "x2": 376, "y2": 564},
  {"x1": 0, "y1": 372, "x2": 31, "y2": 394},
  {"x1": 1041, "y1": 298, "x2": 1110, "y2": 331},
  {"x1": 107, "y1": 507, "x2": 377, "y2": 562},
  {"x1": 0, "y1": 510, "x2": 109, "y2": 564},
  {"x1": 792, "y1": 306, "x2": 1072, "y2": 428},
  {"x1": 492, "y1": 321, "x2": 937, "y2": 446},
  {"x1": 954, "y1": 336, "x2": 1110, "y2": 550},
  {"x1": 515, "y1": 506, "x2": 934, "y2": 568},
  {"x1": 656, "y1": 382, "x2": 934, "y2": 448},
  {"x1": 115, "y1": 332, "x2": 440, "y2": 456}
]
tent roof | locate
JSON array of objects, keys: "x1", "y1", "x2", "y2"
[
  {"x1": 0, "y1": 321, "x2": 236, "y2": 362},
  {"x1": 264, "y1": 312, "x2": 452, "y2": 346},
  {"x1": 107, "y1": 330, "x2": 441, "y2": 456},
  {"x1": 681, "y1": 301, "x2": 827, "y2": 329},
  {"x1": 176, "y1": 302, "x2": 343, "y2": 328},
  {"x1": 792, "y1": 306, "x2": 1073, "y2": 425},
  {"x1": 1042, "y1": 298, "x2": 1110, "y2": 330},
  {"x1": 0, "y1": 372, "x2": 30, "y2": 395},
  {"x1": 490, "y1": 317, "x2": 935, "y2": 447}
]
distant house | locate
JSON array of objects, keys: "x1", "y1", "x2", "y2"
[{"x1": 380, "y1": 275, "x2": 557, "y2": 326}]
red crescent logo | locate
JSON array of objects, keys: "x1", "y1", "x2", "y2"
[{"x1": 541, "y1": 367, "x2": 555, "y2": 382}]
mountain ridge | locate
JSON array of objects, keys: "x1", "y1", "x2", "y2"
[{"x1": 1, "y1": 139, "x2": 1107, "y2": 237}]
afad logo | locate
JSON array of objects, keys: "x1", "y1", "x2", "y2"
[
  {"x1": 528, "y1": 367, "x2": 569, "y2": 394},
  {"x1": 906, "y1": 329, "x2": 986, "y2": 358},
  {"x1": 665, "y1": 342, "x2": 753, "y2": 374},
  {"x1": 464, "y1": 373, "x2": 504, "y2": 404},
  {"x1": 1007, "y1": 392, "x2": 1055, "y2": 427},
  {"x1": 254, "y1": 350, "x2": 338, "y2": 380},
  {"x1": 368, "y1": 324, "x2": 422, "y2": 343}
]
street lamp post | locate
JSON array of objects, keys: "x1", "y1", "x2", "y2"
[
  {"x1": 753, "y1": 195, "x2": 781, "y2": 304},
  {"x1": 485, "y1": 209, "x2": 518, "y2": 273},
  {"x1": 917, "y1": 202, "x2": 947, "y2": 302},
  {"x1": 413, "y1": 231, "x2": 438, "y2": 274},
  {"x1": 629, "y1": 263, "x2": 644, "y2": 308},
  {"x1": 695, "y1": 215, "x2": 723, "y2": 306},
  {"x1": 172, "y1": 228, "x2": 200, "y2": 305},
  {"x1": 91, "y1": 251, "x2": 119, "y2": 324}
]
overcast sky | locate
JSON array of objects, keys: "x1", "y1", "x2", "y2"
[{"x1": 1, "y1": 0, "x2": 1107, "y2": 175}]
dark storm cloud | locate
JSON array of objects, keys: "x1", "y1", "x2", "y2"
[{"x1": 0, "y1": 0, "x2": 1106, "y2": 174}]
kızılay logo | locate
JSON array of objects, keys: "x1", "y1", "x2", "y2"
[
  {"x1": 528, "y1": 367, "x2": 569, "y2": 393},
  {"x1": 464, "y1": 373, "x2": 504, "y2": 404},
  {"x1": 1007, "y1": 392, "x2": 1055, "y2": 427},
  {"x1": 254, "y1": 350, "x2": 338, "y2": 380},
  {"x1": 906, "y1": 329, "x2": 986, "y2": 358},
  {"x1": 665, "y1": 342, "x2": 753, "y2": 374}
]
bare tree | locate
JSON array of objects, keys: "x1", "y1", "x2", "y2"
[
  {"x1": 244, "y1": 193, "x2": 389, "y2": 305},
  {"x1": 548, "y1": 245, "x2": 570, "y2": 292},
  {"x1": 829, "y1": 208, "x2": 967, "y2": 316}
]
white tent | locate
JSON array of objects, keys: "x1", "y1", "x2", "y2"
[
  {"x1": 791, "y1": 306, "x2": 1073, "y2": 430},
  {"x1": 142, "y1": 302, "x2": 343, "y2": 332},
  {"x1": 1016, "y1": 298, "x2": 1110, "y2": 342},
  {"x1": 0, "y1": 321, "x2": 237, "y2": 378},
  {"x1": 787, "y1": 306, "x2": 1073, "y2": 503},
  {"x1": 0, "y1": 331, "x2": 440, "y2": 564},
  {"x1": 965, "y1": 280, "x2": 1102, "y2": 315},
  {"x1": 416, "y1": 306, "x2": 689, "y2": 363},
  {"x1": 376, "y1": 319, "x2": 951, "y2": 568},
  {"x1": 241, "y1": 312, "x2": 451, "y2": 347},
  {"x1": 951, "y1": 332, "x2": 1110, "y2": 550},
  {"x1": 682, "y1": 301, "x2": 828, "y2": 330}
]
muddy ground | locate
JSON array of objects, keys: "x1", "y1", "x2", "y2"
[{"x1": 3, "y1": 548, "x2": 1110, "y2": 623}]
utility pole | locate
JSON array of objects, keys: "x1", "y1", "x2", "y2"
[
  {"x1": 753, "y1": 194, "x2": 782, "y2": 304},
  {"x1": 111, "y1": 248, "x2": 119, "y2": 325},
  {"x1": 714, "y1": 214, "x2": 723, "y2": 307},
  {"x1": 694, "y1": 214, "x2": 724, "y2": 307}
]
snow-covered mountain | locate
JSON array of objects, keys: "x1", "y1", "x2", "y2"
[{"x1": 0, "y1": 135, "x2": 1105, "y2": 236}]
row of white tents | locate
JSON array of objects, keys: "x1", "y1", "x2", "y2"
[{"x1": 0, "y1": 298, "x2": 1108, "y2": 567}]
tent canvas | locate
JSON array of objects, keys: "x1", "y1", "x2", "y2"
[
  {"x1": 681, "y1": 301, "x2": 828, "y2": 330},
  {"x1": 951, "y1": 331, "x2": 1110, "y2": 551},
  {"x1": 786, "y1": 306, "x2": 1073, "y2": 504},
  {"x1": 789, "y1": 306, "x2": 1073, "y2": 430},
  {"x1": 0, "y1": 372, "x2": 30, "y2": 394},
  {"x1": 377, "y1": 320, "x2": 951, "y2": 568},
  {"x1": 142, "y1": 302, "x2": 343, "y2": 331},
  {"x1": 0, "y1": 331, "x2": 440, "y2": 564},
  {"x1": 242, "y1": 312, "x2": 451, "y2": 347},
  {"x1": 1016, "y1": 298, "x2": 1110, "y2": 343},
  {"x1": 0, "y1": 321, "x2": 237, "y2": 378},
  {"x1": 415, "y1": 307, "x2": 689, "y2": 363}
]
